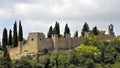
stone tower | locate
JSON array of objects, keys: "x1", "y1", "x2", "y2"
[
  {"x1": 108, "y1": 24, "x2": 114, "y2": 36},
  {"x1": 52, "y1": 34, "x2": 59, "y2": 50}
]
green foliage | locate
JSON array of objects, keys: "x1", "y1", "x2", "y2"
[
  {"x1": 2, "y1": 28, "x2": 8, "y2": 49},
  {"x1": 76, "y1": 44, "x2": 101, "y2": 57},
  {"x1": 8, "y1": 29, "x2": 12, "y2": 46},
  {"x1": 92, "y1": 26, "x2": 99, "y2": 35},
  {"x1": 82, "y1": 36, "x2": 103, "y2": 46},
  {"x1": 13, "y1": 21, "x2": 18, "y2": 47},
  {"x1": 0, "y1": 48, "x2": 12, "y2": 68},
  {"x1": 1, "y1": 34, "x2": 120, "y2": 68},
  {"x1": 50, "y1": 50, "x2": 71, "y2": 68},
  {"x1": 112, "y1": 62, "x2": 120, "y2": 68},
  {"x1": 19, "y1": 20, "x2": 23, "y2": 41},
  {"x1": 74, "y1": 31, "x2": 78, "y2": 37},
  {"x1": 53, "y1": 22, "x2": 60, "y2": 37},
  {"x1": 98, "y1": 30, "x2": 105, "y2": 36},
  {"x1": 0, "y1": 42, "x2": 2, "y2": 50},
  {"x1": 81, "y1": 22, "x2": 90, "y2": 36},
  {"x1": 64, "y1": 23, "x2": 70, "y2": 37},
  {"x1": 48, "y1": 26, "x2": 53, "y2": 38}
]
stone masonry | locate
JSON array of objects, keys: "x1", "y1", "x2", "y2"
[{"x1": 8, "y1": 24, "x2": 116, "y2": 59}]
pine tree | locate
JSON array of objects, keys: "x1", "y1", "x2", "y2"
[
  {"x1": 81, "y1": 22, "x2": 90, "y2": 36},
  {"x1": 2, "y1": 28, "x2": 8, "y2": 49},
  {"x1": 13, "y1": 21, "x2": 18, "y2": 47},
  {"x1": 93, "y1": 26, "x2": 98, "y2": 35},
  {"x1": 48, "y1": 26, "x2": 53, "y2": 38},
  {"x1": 19, "y1": 20, "x2": 23, "y2": 41},
  {"x1": 8, "y1": 29, "x2": 12, "y2": 46}
]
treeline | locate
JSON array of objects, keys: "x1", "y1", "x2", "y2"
[
  {"x1": 1, "y1": 20, "x2": 23, "y2": 50},
  {"x1": 47, "y1": 22, "x2": 70, "y2": 38},
  {"x1": 0, "y1": 20, "x2": 23, "y2": 68},
  {"x1": 0, "y1": 36, "x2": 119, "y2": 68},
  {"x1": 47, "y1": 22, "x2": 104, "y2": 39}
]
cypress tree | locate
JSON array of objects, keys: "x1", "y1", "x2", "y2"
[
  {"x1": 19, "y1": 20, "x2": 23, "y2": 41},
  {"x1": 8, "y1": 29, "x2": 12, "y2": 46},
  {"x1": 81, "y1": 22, "x2": 90, "y2": 36},
  {"x1": 64, "y1": 24, "x2": 70, "y2": 37},
  {"x1": 0, "y1": 42, "x2": 2, "y2": 50},
  {"x1": 3, "y1": 47, "x2": 12, "y2": 68},
  {"x1": 53, "y1": 22, "x2": 60, "y2": 37},
  {"x1": 57, "y1": 23, "x2": 60, "y2": 37},
  {"x1": 13, "y1": 21, "x2": 18, "y2": 47},
  {"x1": 2, "y1": 28, "x2": 8, "y2": 49},
  {"x1": 53, "y1": 22, "x2": 57, "y2": 34},
  {"x1": 93, "y1": 26, "x2": 98, "y2": 35},
  {"x1": 74, "y1": 31, "x2": 78, "y2": 37},
  {"x1": 48, "y1": 26, "x2": 53, "y2": 38}
]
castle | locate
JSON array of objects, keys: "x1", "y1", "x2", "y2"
[{"x1": 8, "y1": 24, "x2": 116, "y2": 59}]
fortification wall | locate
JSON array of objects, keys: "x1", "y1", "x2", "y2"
[
  {"x1": 9, "y1": 47, "x2": 20, "y2": 58},
  {"x1": 58, "y1": 38, "x2": 69, "y2": 49},
  {"x1": 99, "y1": 35, "x2": 115, "y2": 41},
  {"x1": 43, "y1": 38, "x2": 53, "y2": 50},
  {"x1": 37, "y1": 38, "x2": 53, "y2": 51},
  {"x1": 71, "y1": 38, "x2": 82, "y2": 48}
]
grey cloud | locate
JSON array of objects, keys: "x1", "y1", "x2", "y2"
[{"x1": 0, "y1": 0, "x2": 120, "y2": 39}]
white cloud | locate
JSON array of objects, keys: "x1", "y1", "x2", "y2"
[{"x1": 0, "y1": 0, "x2": 120, "y2": 39}]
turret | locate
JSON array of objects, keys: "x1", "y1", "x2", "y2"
[
  {"x1": 52, "y1": 34, "x2": 59, "y2": 50},
  {"x1": 108, "y1": 24, "x2": 114, "y2": 36}
]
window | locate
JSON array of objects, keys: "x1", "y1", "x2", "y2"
[
  {"x1": 31, "y1": 38, "x2": 34, "y2": 41},
  {"x1": 40, "y1": 38, "x2": 42, "y2": 41}
]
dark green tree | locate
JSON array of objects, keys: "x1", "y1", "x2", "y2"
[
  {"x1": 13, "y1": 21, "x2": 18, "y2": 47},
  {"x1": 74, "y1": 31, "x2": 78, "y2": 37},
  {"x1": 8, "y1": 29, "x2": 12, "y2": 46},
  {"x1": 2, "y1": 47, "x2": 12, "y2": 68},
  {"x1": 0, "y1": 42, "x2": 2, "y2": 50},
  {"x1": 93, "y1": 26, "x2": 98, "y2": 35},
  {"x1": 19, "y1": 20, "x2": 23, "y2": 41},
  {"x1": 57, "y1": 23, "x2": 60, "y2": 37},
  {"x1": 53, "y1": 22, "x2": 60, "y2": 37},
  {"x1": 2, "y1": 28, "x2": 8, "y2": 49},
  {"x1": 64, "y1": 23, "x2": 70, "y2": 37},
  {"x1": 47, "y1": 26, "x2": 53, "y2": 38},
  {"x1": 81, "y1": 22, "x2": 90, "y2": 36}
]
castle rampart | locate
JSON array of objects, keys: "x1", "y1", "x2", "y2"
[{"x1": 9, "y1": 24, "x2": 116, "y2": 59}]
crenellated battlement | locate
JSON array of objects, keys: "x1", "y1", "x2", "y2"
[{"x1": 9, "y1": 24, "x2": 116, "y2": 59}]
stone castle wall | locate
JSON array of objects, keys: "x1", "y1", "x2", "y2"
[{"x1": 9, "y1": 24, "x2": 116, "y2": 59}]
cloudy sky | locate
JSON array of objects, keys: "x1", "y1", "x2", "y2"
[{"x1": 0, "y1": 0, "x2": 120, "y2": 39}]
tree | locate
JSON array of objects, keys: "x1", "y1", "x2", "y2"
[
  {"x1": 74, "y1": 31, "x2": 78, "y2": 37},
  {"x1": 47, "y1": 26, "x2": 53, "y2": 38},
  {"x1": 0, "y1": 47, "x2": 12, "y2": 68},
  {"x1": 92, "y1": 26, "x2": 98, "y2": 35},
  {"x1": 2, "y1": 28, "x2": 8, "y2": 49},
  {"x1": 81, "y1": 22, "x2": 90, "y2": 36},
  {"x1": 19, "y1": 20, "x2": 23, "y2": 41},
  {"x1": 8, "y1": 29, "x2": 12, "y2": 46},
  {"x1": 13, "y1": 21, "x2": 18, "y2": 47},
  {"x1": 57, "y1": 23, "x2": 60, "y2": 37},
  {"x1": 53, "y1": 22, "x2": 60, "y2": 37},
  {"x1": 0, "y1": 42, "x2": 2, "y2": 50},
  {"x1": 64, "y1": 23, "x2": 70, "y2": 37}
]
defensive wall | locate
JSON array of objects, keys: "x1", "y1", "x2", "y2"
[{"x1": 8, "y1": 24, "x2": 116, "y2": 59}]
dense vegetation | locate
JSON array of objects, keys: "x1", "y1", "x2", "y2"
[{"x1": 0, "y1": 36, "x2": 120, "y2": 68}]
